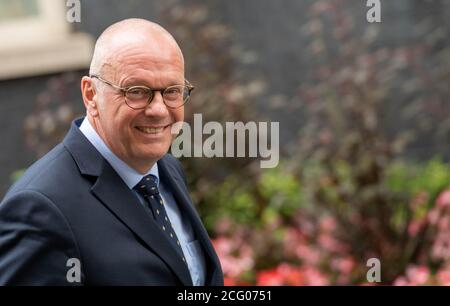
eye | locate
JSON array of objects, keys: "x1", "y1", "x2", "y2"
[
  {"x1": 126, "y1": 87, "x2": 150, "y2": 100},
  {"x1": 163, "y1": 86, "x2": 183, "y2": 100}
]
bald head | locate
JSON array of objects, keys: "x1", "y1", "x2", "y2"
[{"x1": 89, "y1": 18, "x2": 184, "y2": 78}]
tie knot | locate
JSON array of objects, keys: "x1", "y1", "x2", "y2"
[{"x1": 134, "y1": 175, "x2": 159, "y2": 197}]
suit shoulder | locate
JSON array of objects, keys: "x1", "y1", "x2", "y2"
[
  {"x1": 4, "y1": 143, "x2": 77, "y2": 199},
  {"x1": 0, "y1": 188, "x2": 82, "y2": 285},
  {"x1": 0, "y1": 188, "x2": 76, "y2": 250}
]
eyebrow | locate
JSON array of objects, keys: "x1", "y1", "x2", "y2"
[
  {"x1": 121, "y1": 78, "x2": 149, "y2": 87},
  {"x1": 122, "y1": 77, "x2": 183, "y2": 88}
]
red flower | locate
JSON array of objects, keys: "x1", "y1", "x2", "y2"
[
  {"x1": 224, "y1": 277, "x2": 237, "y2": 286},
  {"x1": 257, "y1": 269, "x2": 284, "y2": 286},
  {"x1": 256, "y1": 264, "x2": 304, "y2": 286}
]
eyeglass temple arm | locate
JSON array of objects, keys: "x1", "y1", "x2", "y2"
[{"x1": 90, "y1": 74, "x2": 127, "y2": 93}]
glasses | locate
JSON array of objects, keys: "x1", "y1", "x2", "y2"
[{"x1": 90, "y1": 74, "x2": 194, "y2": 109}]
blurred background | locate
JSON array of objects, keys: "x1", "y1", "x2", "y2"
[{"x1": 0, "y1": 0, "x2": 449, "y2": 285}]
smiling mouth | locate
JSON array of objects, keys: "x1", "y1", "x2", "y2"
[{"x1": 135, "y1": 125, "x2": 169, "y2": 134}]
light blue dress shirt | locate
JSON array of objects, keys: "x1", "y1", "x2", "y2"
[{"x1": 79, "y1": 117, "x2": 206, "y2": 285}]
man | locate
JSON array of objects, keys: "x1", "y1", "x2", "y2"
[{"x1": 0, "y1": 19, "x2": 223, "y2": 286}]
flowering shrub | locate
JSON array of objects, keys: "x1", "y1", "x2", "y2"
[
  {"x1": 203, "y1": 0, "x2": 449, "y2": 286},
  {"x1": 208, "y1": 160, "x2": 450, "y2": 285}
]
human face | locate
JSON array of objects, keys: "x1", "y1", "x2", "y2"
[{"x1": 89, "y1": 44, "x2": 185, "y2": 173}]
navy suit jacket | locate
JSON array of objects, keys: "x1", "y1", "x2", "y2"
[{"x1": 0, "y1": 118, "x2": 223, "y2": 286}]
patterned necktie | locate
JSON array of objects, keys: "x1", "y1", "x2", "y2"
[{"x1": 134, "y1": 174, "x2": 186, "y2": 264}]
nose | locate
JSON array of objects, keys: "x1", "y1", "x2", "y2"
[{"x1": 144, "y1": 91, "x2": 169, "y2": 117}]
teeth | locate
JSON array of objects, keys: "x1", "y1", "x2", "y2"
[{"x1": 137, "y1": 127, "x2": 164, "y2": 134}]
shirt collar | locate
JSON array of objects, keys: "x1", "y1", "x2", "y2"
[{"x1": 79, "y1": 117, "x2": 159, "y2": 189}]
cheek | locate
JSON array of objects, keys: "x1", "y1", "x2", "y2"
[
  {"x1": 104, "y1": 111, "x2": 137, "y2": 145},
  {"x1": 111, "y1": 99, "x2": 136, "y2": 127},
  {"x1": 172, "y1": 107, "x2": 184, "y2": 123},
  {"x1": 97, "y1": 94, "x2": 119, "y2": 120}
]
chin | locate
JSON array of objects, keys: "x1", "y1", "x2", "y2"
[{"x1": 142, "y1": 146, "x2": 170, "y2": 161}]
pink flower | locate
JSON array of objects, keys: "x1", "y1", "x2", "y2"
[
  {"x1": 283, "y1": 228, "x2": 305, "y2": 255},
  {"x1": 295, "y1": 244, "x2": 321, "y2": 265},
  {"x1": 213, "y1": 237, "x2": 233, "y2": 254},
  {"x1": 303, "y1": 267, "x2": 330, "y2": 286},
  {"x1": 437, "y1": 190, "x2": 450, "y2": 208},
  {"x1": 393, "y1": 276, "x2": 411, "y2": 286},
  {"x1": 438, "y1": 217, "x2": 450, "y2": 231},
  {"x1": 318, "y1": 233, "x2": 347, "y2": 254},
  {"x1": 405, "y1": 265, "x2": 429, "y2": 285},
  {"x1": 319, "y1": 216, "x2": 337, "y2": 233},
  {"x1": 408, "y1": 218, "x2": 426, "y2": 236},
  {"x1": 212, "y1": 237, "x2": 254, "y2": 279},
  {"x1": 432, "y1": 242, "x2": 448, "y2": 260},
  {"x1": 359, "y1": 282, "x2": 377, "y2": 286},
  {"x1": 256, "y1": 264, "x2": 304, "y2": 286},
  {"x1": 436, "y1": 270, "x2": 450, "y2": 286},
  {"x1": 331, "y1": 257, "x2": 355, "y2": 275},
  {"x1": 427, "y1": 207, "x2": 441, "y2": 225},
  {"x1": 431, "y1": 232, "x2": 450, "y2": 260},
  {"x1": 277, "y1": 264, "x2": 304, "y2": 286}
]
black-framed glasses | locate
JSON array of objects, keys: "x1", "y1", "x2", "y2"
[{"x1": 90, "y1": 74, "x2": 194, "y2": 109}]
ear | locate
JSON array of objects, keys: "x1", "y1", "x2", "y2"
[{"x1": 81, "y1": 76, "x2": 99, "y2": 117}]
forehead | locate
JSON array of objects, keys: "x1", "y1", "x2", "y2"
[{"x1": 105, "y1": 41, "x2": 184, "y2": 85}]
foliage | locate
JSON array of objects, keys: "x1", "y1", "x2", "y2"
[
  {"x1": 209, "y1": 160, "x2": 450, "y2": 285},
  {"x1": 202, "y1": 0, "x2": 450, "y2": 285}
]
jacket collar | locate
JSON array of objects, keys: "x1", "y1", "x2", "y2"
[{"x1": 63, "y1": 118, "x2": 104, "y2": 177}]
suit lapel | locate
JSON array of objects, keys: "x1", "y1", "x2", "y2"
[
  {"x1": 91, "y1": 162, "x2": 193, "y2": 285},
  {"x1": 158, "y1": 157, "x2": 224, "y2": 286},
  {"x1": 64, "y1": 118, "x2": 193, "y2": 285}
]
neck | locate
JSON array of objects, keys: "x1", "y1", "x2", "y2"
[{"x1": 128, "y1": 161, "x2": 155, "y2": 175}]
